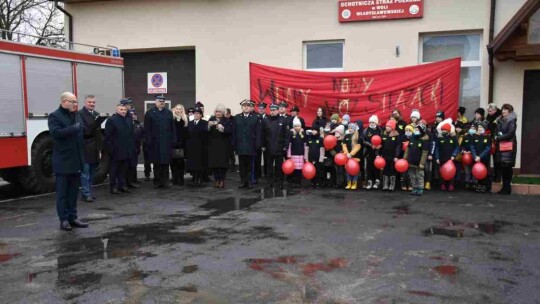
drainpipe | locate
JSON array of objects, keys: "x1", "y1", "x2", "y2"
[
  {"x1": 54, "y1": 0, "x2": 73, "y2": 49},
  {"x1": 488, "y1": 0, "x2": 496, "y2": 103}
]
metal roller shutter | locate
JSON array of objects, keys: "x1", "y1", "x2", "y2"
[
  {"x1": 0, "y1": 53, "x2": 25, "y2": 136},
  {"x1": 26, "y1": 57, "x2": 72, "y2": 116},
  {"x1": 77, "y1": 63, "x2": 124, "y2": 115}
]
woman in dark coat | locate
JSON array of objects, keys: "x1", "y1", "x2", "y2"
[
  {"x1": 494, "y1": 103, "x2": 518, "y2": 195},
  {"x1": 170, "y1": 104, "x2": 188, "y2": 186},
  {"x1": 311, "y1": 107, "x2": 327, "y2": 134},
  {"x1": 186, "y1": 108, "x2": 208, "y2": 186},
  {"x1": 207, "y1": 104, "x2": 232, "y2": 188}
]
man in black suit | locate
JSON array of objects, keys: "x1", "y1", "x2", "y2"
[
  {"x1": 233, "y1": 99, "x2": 262, "y2": 189},
  {"x1": 263, "y1": 104, "x2": 289, "y2": 188},
  {"x1": 105, "y1": 103, "x2": 136, "y2": 194},
  {"x1": 78, "y1": 95, "x2": 103, "y2": 202},
  {"x1": 254, "y1": 102, "x2": 268, "y2": 183},
  {"x1": 144, "y1": 94, "x2": 176, "y2": 188},
  {"x1": 48, "y1": 92, "x2": 89, "y2": 231},
  {"x1": 119, "y1": 98, "x2": 140, "y2": 189}
]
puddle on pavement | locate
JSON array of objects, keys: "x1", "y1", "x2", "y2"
[
  {"x1": 424, "y1": 220, "x2": 513, "y2": 238},
  {"x1": 200, "y1": 187, "x2": 294, "y2": 215}
]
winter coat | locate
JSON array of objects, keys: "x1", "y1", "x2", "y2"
[
  {"x1": 396, "y1": 119, "x2": 407, "y2": 136},
  {"x1": 48, "y1": 106, "x2": 84, "y2": 174},
  {"x1": 381, "y1": 130, "x2": 401, "y2": 161},
  {"x1": 287, "y1": 130, "x2": 307, "y2": 157},
  {"x1": 133, "y1": 120, "x2": 144, "y2": 155},
  {"x1": 342, "y1": 131, "x2": 361, "y2": 161},
  {"x1": 487, "y1": 109, "x2": 502, "y2": 138},
  {"x1": 494, "y1": 112, "x2": 518, "y2": 167},
  {"x1": 362, "y1": 126, "x2": 383, "y2": 157},
  {"x1": 461, "y1": 134, "x2": 474, "y2": 152},
  {"x1": 404, "y1": 134, "x2": 429, "y2": 167},
  {"x1": 144, "y1": 106, "x2": 176, "y2": 164},
  {"x1": 207, "y1": 117, "x2": 232, "y2": 169},
  {"x1": 186, "y1": 119, "x2": 208, "y2": 171},
  {"x1": 263, "y1": 115, "x2": 289, "y2": 156},
  {"x1": 307, "y1": 135, "x2": 325, "y2": 163},
  {"x1": 233, "y1": 113, "x2": 262, "y2": 156},
  {"x1": 471, "y1": 134, "x2": 492, "y2": 162},
  {"x1": 435, "y1": 134, "x2": 459, "y2": 164},
  {"x1": 312, "y1": 117, "x2": 327, "y2": 132},
  {"x1": 78, "y1": 107, "x2": 102, "y2": 164},
  {"x1": 104, "y1": 113, "x2": 136, "y2": 161},
  {"x1": 173, "y1": 118, "x2": 188, "y2": 150}
]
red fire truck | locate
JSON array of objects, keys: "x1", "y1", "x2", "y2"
[{"x1": 0, "y1": 38, "x2": 124, "y2": 193}]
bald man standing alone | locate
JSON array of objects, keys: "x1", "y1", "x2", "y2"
[{"x1": 48, "y1": 92, "x2": 89, "y2": 231}]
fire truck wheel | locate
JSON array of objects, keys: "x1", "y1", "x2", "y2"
[
  {"x1": 93, "y1": 152, "x2": 110, "y2": 184},
  {"x1": 20, "y1": 135, "x2": 56, "y2": 194},
  {"x1": 0, "y1": 168, "x2": 23, "y2": 186}
]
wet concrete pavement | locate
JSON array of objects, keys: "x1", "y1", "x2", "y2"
[{"x1": 1, "y1": 176, "x2": 540, "y2": 303}]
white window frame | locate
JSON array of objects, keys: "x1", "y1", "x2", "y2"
[
  {"x1": 144, "y1": 100, "x2": 171, "y2": 112},
  {"x1": 303, "y1": 40, "x2": 345, "y2": 72}
]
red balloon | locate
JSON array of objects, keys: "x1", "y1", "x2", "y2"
[
  {"x1": 282, "y1": 159, "x2": 295, "y2": 175},
  {"x1": 334, "y1": 153, "x2": 347, "y2": 166},
  {"x1": 371, "y1": 135, "x2": 382, "y2": 146},
  {"x1": 440, "y1": 160, "x2": 456, "y2": 181},
  {"x1": 323, "y1": 135, "x2": 337, "y2": 150},
  {"x1": 302, "y1": 162, "x2": 316, "y2": 180},
  {"x1": 395, "y1": 159, "x2": 409, "y2": 173},
  {"x1": 461, "y1": 152, "x2": 473, "y2": 166},
  {"x1": 345, "y1": 159, "x2": 360, "y2": 176},
  {"x1": 374, "y1": 156, "x2": 386, "y2": 170},
  {"x1": 472, "y1": 162, "x2": 488, "y2": 180}
]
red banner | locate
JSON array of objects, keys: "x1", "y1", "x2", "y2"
[
  {"x1": 250, "y1": 58, "x2": 461, "y2": 126},
  {"x1": 339, "y1": 0, "x2": 424, "y2": 23}
]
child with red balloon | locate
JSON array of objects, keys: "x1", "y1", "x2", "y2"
[
  {"x1": 287, "y1": 117, "x2": 308, "y2": 188},
  {"x1": 470, "y1": 121, "x2": 492, "y2": 193},
  {"x1": 362, "y1": 115, "x2": 383, "y2": 190},
  {"x1": 380, "y1": 120, "x2": 401, "y2": 191},
  {"x1": 403, "y1": 124, "x2": 430, "y2": 195},
  {"x1": 342, "y1": 123, "x2": 362, "y2": 190},
  {"x1": 435, "y1": 122, "x2": 459, "y2": 191},
  {"x1": 400, "y1": 124, "x2": 415, "y2": 191},
  {"x1": 329, "y1": 125, "x2": 346, "y2": 188},
  {"x1": 461, "y1": 123, "x2": 475, "y2": 190},
  {"x1": 452, "y1": 121, "x2": 466, "y2": 186},
  {"x1": 307, "y1": 127, "x2": 325, "y2": 187}
]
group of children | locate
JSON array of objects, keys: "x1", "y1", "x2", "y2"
[{"x1": 284, "y1": 108, "x2": 493, "y2": 195}]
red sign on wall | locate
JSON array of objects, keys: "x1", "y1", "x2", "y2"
[{"x1": 339, "y1": 0, "x2": 424, "y2": 23}]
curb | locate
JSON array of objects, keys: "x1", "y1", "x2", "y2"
[{"x1": 491, "y1": 183, "x2": 540, "y2": 195}]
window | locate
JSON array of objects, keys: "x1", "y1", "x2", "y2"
[
  {"x1": 420, "y1": 33, "x2": 482, "y2": 120},
  {"x1": 528, "y1": 9, "x2": 540, "y2": 44},
  {"x1": 304, "y1": 40, "x2": 344, "y2": 71}
]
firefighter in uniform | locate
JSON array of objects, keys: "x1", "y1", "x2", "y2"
[
  {"x1": 233, "y1": 99, "x2": 262, "y2": 189},
  {"x1": 254, "y1": 102, "x2": 268, "y2": 183},
  {"x1": 144, "y1": 94, "x2": 176, "y2": 188},
  {"x1": 262, "y1": 103, "x2": 289, "y2": 188},
  {"x1": 120, "y1": 98, "x2": 140, "y2": 189}
]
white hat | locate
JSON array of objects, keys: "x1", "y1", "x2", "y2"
[
  {"x1": 293, "y1": 117, "x2": 301, "y2": 127},
  {"x1": 410, "y1": 109, "x2": 421, "y2": 119},
  {"x1": 335, "y1": 125, "x2": 345, "y2": 136},
  {"x1": 369, "y1": 115, "x2": 379, "y2": 124}
]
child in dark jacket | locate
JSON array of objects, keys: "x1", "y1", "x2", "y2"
[
  {"x1": 435, "y1": 122, "x2": 460, "y2": 191},
  {"x1": 363, "y1": 115, "x2": 383, "y2": 190},
  {"x1": 461, "y1": 123, "x2": 475, "y2": 190},
  {"x1": 471, "y1": 121, "x2": 492, "y2": 193},
  {"x1": 381, "y1": 120, "x2": 401, "y2": 191},
  {"x1": 329, "y1": 125, "x2": 346, "y2": 188},
  {"x1": 307, "y1": 131, "x2": 325, "y2": 187},
  {"x1": 287, "y1": 118, "x2": 308, "y2": 188},
  {"x1": 400, "y1": 124, "x2": 414, "y2": 191},
  {"x1": 404, "y1": 124, "x2": 430, "y2": 196},
  {"x1": 342, "y1": 123, "x2": 362, "y2": 190}
]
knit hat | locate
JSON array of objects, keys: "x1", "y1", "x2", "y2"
[
  {"x1": 416, "y1": 124, "x2": 427, "y2": 136},
  {"x1": 335, "y1": 125, "x2": 345, "y2": 137},
  {"x1": 342, "y1": 114, "x2": 350, "y2": 122},
  {"x1": 293, "y1": 117, "x2": 301, "y2": 127},
  {"x1": 331, "y1": 113, "x2": 340, "y2": 121},
  {"x1": 475, "y1": 120, "x2": 488, "y2": 130},
  {"x1": 369, "y1": 115, "x2": 379, "y2": 124},
  {"x1": 441, "y1": 123, "x2": 452, "y2": 132},
  {"x1": 405, "y1": 124, "x2": 415, "y2": 133},
  {"x1": 410, "y1": 109, "x2": 421, "y2": 120},
  {"x1": 436, "y1": 111, "x2": 445, "y2": 119},
  {"x1": 454, "y1": 121, "x2": 464, "y2": 129},
  {"x1": 386, "y1": 120, "x2": 396, "y2": 131},
  {"x1": 475, "y1": 108, "x2": 485, "y2": 118},
  {"x1": 419, "y1": 119, "x2": 427, "y2": 126},
  {"x1": 348, "y1": 123, "x2": 358, "y2": 132}
]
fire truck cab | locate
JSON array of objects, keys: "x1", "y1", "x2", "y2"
[{"x1": 0, "y1": 39, "x2": 124, "y2": 193}]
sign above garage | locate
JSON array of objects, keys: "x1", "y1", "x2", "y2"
[
  {"x1": 338, "y1": 0, "x2": 424, "y2": 23},
  {"x1": 147, "y1": 72, "x2": 167, "y2": 94}
]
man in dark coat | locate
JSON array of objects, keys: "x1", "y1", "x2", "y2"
[
  {"x1": 233, "y1": 99, "x2": 262, "y2": 189},
  {"x1": 105, "y1": 104, "x2": 136, "y2": 194},
  {"x1": 263, "y1": 104, "x2": 289, "y2": 188},
  {"x1": 254, "y1": 102, "x2": 268, "y2": 183},
  {"x1": 120, "y1": 98, "x2": 140, "y2": 189},
  {"x1": 278, "y1": 101, "x2": 291, "y2": 130},
  {"x1": 144, "y1": 94, "x2": 176, "y2": 188},
  {"x1": 186, "y1": 107, "x2": 208, "y2": 186},
  {"x1": 78, "y1": 95, "x2": 104, "y2": 202},
  {"x1": 48, "y1": 92, "x2": 88, "y2": 231}
]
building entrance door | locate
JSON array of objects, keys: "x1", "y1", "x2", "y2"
[{"x1": 521, "y1": 70, "x2": 540, "y2": 174}]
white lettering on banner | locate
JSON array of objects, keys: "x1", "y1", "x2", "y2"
[{"x1": 357, "y1": 9, "x2": 405, "y2": 16}]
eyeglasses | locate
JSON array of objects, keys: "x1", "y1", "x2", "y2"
[{"x1": 66, "y1": 100, "x2": 78, "y2": 104}]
